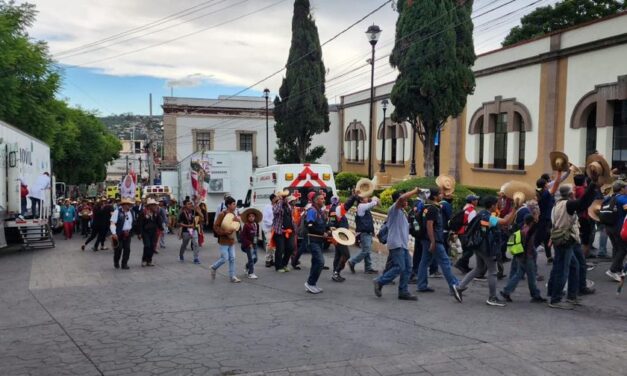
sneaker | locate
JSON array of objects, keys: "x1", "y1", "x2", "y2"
[
  {"x1": 429, "y1": 271, "x2": 443, "y2": 279},
  {"x1": 486, "y1": 296, "x2": 506, "y2": 307},
  {"x1": 348, "y1": 260, "x2": 356, "y2": 274},
  {"x1": 121, "y1": 265, "x2": 130, "y2": 270},
  {"x1": 606, "y1": 270, "x2": 622, "y2": 282},
  {"x1": 146, "y1": 262, "x2": 155, "y2": 267},
  {"x1": 317, "y1": 286, "x2": 324, "y2": 293},
  {"x1": 548, "y1": 301, "x2": 574, "y2": 310},
  {"x1": 497, "y1": 273, "x2": 507, "y2": 280},
  {"x1": 365, "y1": 269, "x2": 379, "y2": 275},
  {"x1": 530, "y1": 296, "x2": 547, "y2": 303},
  {"x1": 579, "y1": 287, "x2": 595, "y2": 295},
  {"x1": 373, "y1": 279, "x2": 382, "y2": 297},
  {"x1": 418, "y1": 287, "x2": 435, "y2": 293},
  {"x1": 398, "y1": 292, "x2": 418, "y2": 301},
  {"x1": 305, "y1": 282, "x2": 320, "y2": 294},
  {"x1": 292, "y1": 265, "x2": 302, "y2": 270},
  {"x1": 452, "y1": 285, "x2": 463, "y2": 303},
  {"x1": 566, "y1": 297, "x2": 582, "y2": 306},
  {"x1": 332, "y1": 273, "x2": 343, "y2": 282},
  {"x1": 211, "y1": 267, "x2": 217, "y2": 280},
  {"x1": 247, "y1": 273, "x2": 258, "y2": 279},
  {"x1": 193, "y1": 259, "x2": 201, "y2": 265},
  {"x1": 474, "y1": 276, "x2": 488, "y2": 282},
  {"x1": 277, "y1": 268, "x2": 287, "y2": 273},
  {"x1": 141, "y1": 261, "x2": 147, "y2": 267},
  {"x1": 231, "y1": 277, "x2": 241, "y2": 283},
  {"x1": 179, "y1": 256, "x2": 184, "y2": 262},
  {"x1": 499, "y1": 291, "x2": 513, "y2": 303},
  {"x1": 322, "y1": 266, "x2": 330, "y2": 270},
  {"x1": 282, "y1": 267, "x2": 290, "y2": 273}
]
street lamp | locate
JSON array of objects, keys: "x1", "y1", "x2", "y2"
[
  {"x1": 380, "y1": 99, "x2": 388, "y2": 173},
  {"x1": 263, "y1": 88, "x2": 270, "y2": 167},
  {"x1": 366, "y1": 24, "x2": 381, "y2": 178}
]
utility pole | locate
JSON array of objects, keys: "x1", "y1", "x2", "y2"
[{"x1": 126, "y1": 155, "x2": 129, "y2": 175}]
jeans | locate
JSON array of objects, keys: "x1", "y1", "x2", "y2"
[
  {"x1": 30, "y1": 197, "x2": 41, "y2": 218},
  {"x1": 142, "y1": 231, "x2": 157, "y2": 263},
  {"x1": 376, "y1": 248, "x2": 411, "y2": 295},
  {"x1": 503, "y1": 255, "x2": 541, "y2": 298},
  {"x1": 597, "y1": 224, "x2": 608, "y2": 256},
  {"x1": 241, "y1": 245, "x2": 258, "y2": 274},
  {"x1": 459, "y1": 249, "x2": 498, "y2": 298},
  {"x1": 571, "y1": 243, "x2": 587, "y2": 295},
  {"x1": 412, "y1": 239, "x2": 437, "y2": 275},
  {"x1": 417, "y1": 241, "x2": 459, "y2": 291},
  {"x1": 212, "y1": 244, "x2": 236, "y2": 278},
  {"x1": 547, "y1": 243, "x2": 576, "y2": 303},
  {"x1": 307, "y1": 241, "x2": 325, "y2": 286},
  {"x1": 180, "y1": 231, "x2": 199, "y2": 259},
  {"x1": 349, "y1": 233, "x2": 373, "y2": 271},
  {"x1": 607, "y1": 230, "x2": 627, "y2": 273},
  {"x1": 21, "y1": 197, "x2": 27, "y2": 216}
]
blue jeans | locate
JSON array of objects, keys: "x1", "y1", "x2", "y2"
[
  {"x1": 212, "y1": 244, "x2": 236, "y2": 278},
  {"x1": 548, "y1": 243, "x2": 577, "y2": 303},
  {"x1": 350, "y1": 233, "x2": 373, "y2": 271},
  {"x1": 307, "y1": 241, "x2": 325, "y2": 286},
  {"x1": 418, "y1": 240, "x2": 459, "y2": 291},
  {"x1": 503, "y1": 255, "x2": 541, "y2": 298},
  {"x1": 412, "y1": 239, "x2": 437, "y2": 275},
  {"x1": 598, "y1": 225, "x2": 608, "y2": 256},
  {"x1": 571, "y1": 243, "x2": 587, "y2": 296},
  {"x1": 241, "y1": 245, "x2": 258, "y2": 274},
  {"x1": 376, "y1": 248, "x2": 411, "y2": 294}
]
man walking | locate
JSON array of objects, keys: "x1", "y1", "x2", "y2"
[
  {"x1": 60, "y1": 199, "x2": 76, "y2": 240},
  {"x1": 110, "y1": 197, "x2": 136, "y2": 270},
  {"x1": 179, "y1": 200, "x2": 200, "y2": 264},
  {"x1": 272, "y1": 191, "x2": 295, "y2": 272},
  {"x1": 304, "y1": 193, "x2": 329, "y2": 294},
  {"x1": 211, "y1": 196, "x2": 240, "y2": 283},
  {"x1": 347, "y1": 193, "x2": 379, "y2": 274},
  {"x1": 262, "y1": 194, "x2": 277, "y2": 267},
  {"x1": 138, "y1": 198, "x2": 160, "y2": 267},
  {"x1": 454, "y1": 195, "x2": 479, "y2": 274}
]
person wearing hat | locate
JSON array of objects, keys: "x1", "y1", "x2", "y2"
[
  {"x1": 536, "y1": 170, "x2": 563, "y2": 263},
  {"x1": 454, "y1": 195, "x2": 480, "y2": 274},
  {"x1": 240, "y1": 208, "x2": 262, "y2": 279},
  {"x1": 110, "y1": 197, "x2": 137, "y2": 269},
  {"x1": 347, "y1": 192, "x2": 380, "y2": 275},
  {"x1": 290, "y1": 194, "x2": 308, "y2": 270},
  {"x1": 61, "y1": 199, "x2": 77, "y2": 240},
  {"x1": 178, "y1": 200, "x2": 201, "y2": 264},
  {"x1": 272, "y1": 190, "x2": 295, "y2": 273},
  {"x1": 81, "y1": 200, "x2": 109, "y2": 252},
  {"x1": 329, "y1": 198, "x2": 352, "y2": 282},
  {"x1": 373, "y1": 189, "x2": 418, "y2": 301},
  {"x1": 138, "y1": 198, "x2": 160, "y2": 267},
  {"x1": 416, "y1": 187, "x2": 463, "y2": 300},
  {"x1": 546, "y1": 175, "x2": 598, "y2": 309},
  {"x1": 78, "y1": 199, "x2": 92, "y2": 237},
  {"x1": 211, "y1": 196, "x2": 241, "y2": 283},
  {"x1": 605, "y1": 180, "x2": 627, "y2": 282},
  {"x1": 304, "y1": 193, "x2": 330, "y2": 293},
  {"x1": 262, "y1": 194, "x2": 277, "y2": 267}
]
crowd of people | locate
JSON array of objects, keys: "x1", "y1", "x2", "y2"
[{"x1": 60, "y1": 154, "x2": 626, "y2": 310}]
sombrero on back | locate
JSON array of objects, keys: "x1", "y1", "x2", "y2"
[
  {"x1": 586, "y1": 153, "x2": 611, "y2": 185},
  {"x1": 435, "y1": 175, "x2": 456, "y2": 196}
]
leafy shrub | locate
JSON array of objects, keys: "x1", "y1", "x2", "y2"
[
  {"x1": 379, "y1": 187, "x2": 396, "y2": 208},
  {"x1": 389, "y1": 177, "x2": 475, "y2": 211},
  {"x1": 465, "y1": 186, "x2": 499, "y2": 200},
  {"x1": 335, "y1": 172, "x2": 366, "y2": 191}
]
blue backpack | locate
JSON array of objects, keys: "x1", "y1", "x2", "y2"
[{"x1": 377, "y1": 221, "x2": 389, "y2": 244}]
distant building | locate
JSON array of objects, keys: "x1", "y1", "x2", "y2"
[
  {"x1": 106, "y1": 139, "x2": 149, "y2": 183},
  {"x1": 161, "y1": 95, "x2": 340, "y2": 170}
]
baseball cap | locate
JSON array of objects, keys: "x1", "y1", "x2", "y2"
[{"x1": 466, "y1": 194, "x2": 479, "y2": 203}]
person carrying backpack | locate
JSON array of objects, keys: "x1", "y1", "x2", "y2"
[
  {"x1": 454, "y1": 195, "x2": 480, "y2": 274},
  {"x1": 409, "y1": 195, "x2": 438, "y2": 282},
  {"x1": 604, "y1": 180, "x2": 627, "y2": 282},
  {"x1": 455, "y1": 196, "x2": 520, "y2": 307},
  {"x1": 416, "y1": 187, "x2": 462, "y2": 302}
]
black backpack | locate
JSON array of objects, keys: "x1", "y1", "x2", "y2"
[
  {"x1": 448, "y1": 209, "x2": 466, "y2": 233},
  {"x1": 408, "y1": 208, "x2": 421, "y2": 238},
  {"x1": 459, "y1": 210, "x2": 488, "y2": 249},
  {"x1": 599, "y1": 195, "x2": 618, "y2": 226}
]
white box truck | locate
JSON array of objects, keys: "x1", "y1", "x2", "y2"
[{"x1": 176, "y1": 151, "x2": 252, "y2": 222}]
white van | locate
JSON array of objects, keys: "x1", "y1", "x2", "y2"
[{"x1": 245, "y1": 164, "x2": 337, "y2": 210}]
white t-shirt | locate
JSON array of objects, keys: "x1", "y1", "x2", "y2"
[{"x1": 30, "y1": 174, "x2": 51, "y2": 200}]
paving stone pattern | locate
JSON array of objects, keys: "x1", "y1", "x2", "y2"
[{"x1": 0, "y1": 232, "x2": 626, "y2": 375}]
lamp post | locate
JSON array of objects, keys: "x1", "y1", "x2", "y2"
[
  {"x1": 263, "y1": 88, "x2": 270, "y2": 167},
  {"x1": 366, "y1": 24, "x2": 381, "y2": 179},
  {"x1": 380, "y1": 99, "x2": 388, "y2": 173}
]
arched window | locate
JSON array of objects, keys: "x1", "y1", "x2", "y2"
[
  {"x1": 516, "y1": 112, "x2": 525, "y2": 170},
  {"x1": 493, "y1": 113, "x2": 507, "y2": 169},
  {"x1": 344, "y1": 120, "x2": 366, "y2": 162},
  {"x1": 612, "y1": 100, "x2": 627, "y2": 173},
  {"x1": 377, "y1": 120, "x2": 408, "y2": 164}
]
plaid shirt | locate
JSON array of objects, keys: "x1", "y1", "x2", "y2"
[{"x1": 272, "y1": 200, "x2": 292, "y2": 235}]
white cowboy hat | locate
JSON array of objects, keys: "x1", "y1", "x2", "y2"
[
  {"x1": 331, "y1": 228, "x2": 356, "y2": 246},
  {"x1": 355, "y1": 178, "x2": 374, "y2": 198},
  {"x1": 221, "y1": 212, "x2": 241, "y2": 232},
  {"x1": 146, "y1": 198, "x2": 158, "y2": 206}
]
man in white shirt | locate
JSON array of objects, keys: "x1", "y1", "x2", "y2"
[
  {"x1": 29, "y1": 172, "x2": 51, "y2": 218},
  {"x1": 110, "y1": 197, "x2": 136, "y2": 269},
  {"x1": 262, "y1": 194, "x2": 277, "y2": 267}
]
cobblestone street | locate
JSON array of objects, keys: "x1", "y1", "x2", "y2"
[{"x1": 1, "y1": 232, "x2": 626, "y2": 376}]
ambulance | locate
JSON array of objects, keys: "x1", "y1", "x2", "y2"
[{"x1": 245, "y1": 164, "x2": 337, "y2": 210}]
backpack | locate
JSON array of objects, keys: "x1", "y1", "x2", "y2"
[
  {"x1": 506, "y1": 229, "x2": 524, "y2": 256},
  {"x1": 408, "y1": 208, "x2": 421, "y2": 238},
  {"x1": 459, "y1": 210, "x2": 488, "y2": 250},
  {"x1": 448, "y1": 209, "x2": 466, "y2": 233},
  {"x1": 599, "y1": 195, "x2": 618, "y2": 226},
  {"x1": 377, "y1": 221, "x2": 388, "y2": 244},
  {"x1": 297, "y1": 210, "x2": 308, "y2": 238}
]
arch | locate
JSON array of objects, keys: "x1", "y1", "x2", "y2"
[
  {"x1": 345, "y1": 120, "x2": 366, "y2": 141},
  {"x1": 571, "y1": 75, "x2": 627, "y2": 129},
  {"x1": 468, "y1": 96, "x2": 532, "y2": 134},
  {"x1": 377, "y1": 119, "x2": 408, "y2": 139}
]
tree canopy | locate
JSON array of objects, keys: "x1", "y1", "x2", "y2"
[
  {"x1": 0, "y1": 0, "x2": 121, "y2": 184},
  {"x1": 389, "y1": 0, "x2": 475, "y2": 176},
  {"x1": 503, "y1": 0, "x2": 626, "y2": 46},
  {"x1": 273, "y1": 0, "x2": 330, "y2": 164}
]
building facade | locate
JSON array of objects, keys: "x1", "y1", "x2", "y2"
[
  {"x1": 161, "y1": 96, "x2": 341, "y2": 171},
  {"x1": 339, "y1": 13, "x2": 627, "y2": 189}
]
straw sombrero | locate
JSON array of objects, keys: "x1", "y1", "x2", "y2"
[
  {"x1": 331, "y1": 228, "x2": 356, "y2": 246},
  {"x1": 586, "y1": 154, "x2": 611, "y2": 185},
  {"x1": 241, "y1": 208, "x2": 263, "y2": 223},
  {"x1": 356, "y1": 178, "x2": 374, "y2": 198},
  {"x1": 120, "y1": 197, "x2": 134, "y2": 205},
  {"x1": 146, "y1": 198, "x2": 158, "y2": 206},
  {"x1": 549, "y1": 151, "x2": 570, "y2": 172},
  {"x1": 435, "y1": 175, "x2": 456, "y2": 196},
  {"x1": 588, "y1": 199, "x2": 603, "y2": 223},
  {"x1": 276, "y1": 189, "x2": 290, "y2": 198},
  {"x1": 221, "y1": 212, "x2": 241, "y2": 232},
  {"x1": 502, "y1": 181, "x2": 536, "y2": 204}
]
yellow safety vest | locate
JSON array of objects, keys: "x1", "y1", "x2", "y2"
[{"x1": 507, "y1": 230, "x2": 524, "y2": 256}]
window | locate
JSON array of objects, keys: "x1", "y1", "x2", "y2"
[
  {"x1": 377, "y1": 120, "x2": 407, "y2": 164},
  {"x1": 586, "y1": 107, "x2": 597, "y2": 157},
  {"x1": 477, "y1": 116, "x2": 484, "y2": 168},
  {"x1": 517, "y1": 113, "x2": 525, "y2": 170},
  {"x1": 391, "y1": 131, "x2": 397, "y2": 164},
  {"x1": 494, "y1": 113, "x2": 507, "y2": 169},
  {"x1": 612, "y1": 100, "x2": 627, "y2": 174},
  {"x1": 345, "y1": 120, "x2": 366, "y2": 162},
  {"x1": 194, "y1": 131, "x2": 212, "y2": 152},
  {"x1": 239, "y1": 133, "x2": 253, "y2": 152},
  {"x1": 134, "y1": 141, "x2": 142, "y2": 153},
  {"x1": 352, "y1": 130, "x2": 360, "y2": 161}
]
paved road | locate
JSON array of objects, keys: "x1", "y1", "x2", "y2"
[{"x1": 1, "y1": 231, "x2": 626, "y2": 376}]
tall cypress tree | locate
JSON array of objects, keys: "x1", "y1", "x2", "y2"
[
  {"x1": 273, "y1": 0, "x2": 330, "y2": 163},
  {"x1": 389, "y1": 0, "x2": 475, "y2": 176}
]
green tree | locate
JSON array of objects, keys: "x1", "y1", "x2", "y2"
[
  {"x1": 503, "y1": 0, "x2": 626, "y2": 46},
  {"x1": 389, "y1": 0, "x2": 475, "y2": 176},
  {"x1": 273, "y1": 0, "x2": 330, "y2": 163}
]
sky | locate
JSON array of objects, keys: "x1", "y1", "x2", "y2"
[{"x1": 25, "y1": 0, "x2": 561, "y2": 115}]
